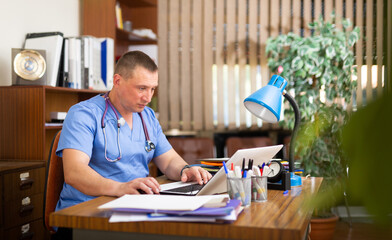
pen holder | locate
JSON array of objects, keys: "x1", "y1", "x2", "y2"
[
  {"x1": 227, "y1": 177, "x2": 251, "y2": 206},
  {"x1": 251, "y1": 176, "x2": 267, "y2": 202}
]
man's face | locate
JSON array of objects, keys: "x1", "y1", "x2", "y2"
[{"x1": 118, "y1": 66, "x2": 158, "y2": 113}]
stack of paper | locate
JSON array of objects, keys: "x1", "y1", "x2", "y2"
[{"x1": 98, "y1": 194, "x2": 243, "y2": 223}]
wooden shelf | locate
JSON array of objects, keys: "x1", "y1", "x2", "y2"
[
  {"x1": 83, "y1": 0, "x2": 157, "y2": 57},
  {"x1": 116, "y1": 28, "x2": 157, "y2": 44},
  {"x1": 119, "y1": 0, "x2": 156, "y2": 8},
  {"x1": 0, "y1": 85, "x2": 104, "y2": 161}
]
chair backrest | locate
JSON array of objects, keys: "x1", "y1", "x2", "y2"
[
  {"x1": 43, "y1": 130, "x2": 64, "y2": 233},
  {"x1": 226, "y1": 136, "x2": 273, "y2": 157},
  {"x1": 168, "y1": 137, "x2": 215, "y2": 165}
]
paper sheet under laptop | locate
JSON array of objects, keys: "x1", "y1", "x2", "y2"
[{"x1": 161, "y1": 144, "x2": 283, "y2": 195}]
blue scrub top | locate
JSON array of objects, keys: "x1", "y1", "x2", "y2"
[{"x1": 55, "y1": 94, "x2": 172, "y2": 211}]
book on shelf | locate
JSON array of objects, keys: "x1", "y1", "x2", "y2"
[
  {"x1": 115, "y1": 2, "x2": 123, "y2": 29},
  {"x1": 55, "y1": 36, "x2": 114, "y2": 91}
]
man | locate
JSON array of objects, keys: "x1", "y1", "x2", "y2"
[{"x1": 55, "y1": 51, "x2": 212, "y2": 212}]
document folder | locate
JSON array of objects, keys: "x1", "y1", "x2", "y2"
[{"x1": 24, "y1": 32, "x2": 64, "y2": 87}]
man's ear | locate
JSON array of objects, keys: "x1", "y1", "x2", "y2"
[{"x1": 113, "y1": 74, "x2": 121, "y2": 86}]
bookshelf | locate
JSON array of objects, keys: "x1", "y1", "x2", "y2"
[
  {"x1": 82, "y1": 0, "x2": 157, "y2": 58},
  {"x1": 0, "y1": 86, "x2": 104, "y2": 162}
]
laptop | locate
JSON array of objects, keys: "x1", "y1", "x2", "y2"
[{"x1": 160, "y1": 144, "x2": 283, "y2": 196}]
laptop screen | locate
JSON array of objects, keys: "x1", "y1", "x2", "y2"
[{"x1": 160, "y1": 145, "x2": 283, "y2": 196}]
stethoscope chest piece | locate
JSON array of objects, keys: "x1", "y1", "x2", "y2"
[{"x1": 145, "y1": 140, "x2": 156, "y2": 152}]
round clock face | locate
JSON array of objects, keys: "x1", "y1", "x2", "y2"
[
  {"x1": 13, "y1": 50, "x2": 46, "y2": 81},
  {"x1": 267, "y1": 160, "x2": 283, "y2": 183}
]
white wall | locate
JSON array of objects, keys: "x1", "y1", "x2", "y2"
[{"x1": 0, "y1": 0, "x2": 80, "y2": 86}]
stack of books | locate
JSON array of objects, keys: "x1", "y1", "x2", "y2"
[
  {"x1": 196, "y1": 158, "x2": 229, "y2": 174},
  {"x1": 98, "y1": 194, "x2": 243, "y2": 223}
]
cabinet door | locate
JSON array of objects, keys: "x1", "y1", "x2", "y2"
[
  {"x1": 4, "y1": 219, "x2": 47, "y2": 240},
  {"x1": 3, "y1": 167, "x2": 45, "y2": 201}
]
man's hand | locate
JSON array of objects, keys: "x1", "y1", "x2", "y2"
[
  {"x1": 181, "y1": 166, "x2": 212, "y2": 185},
  {"x1": 117, "y1": 177, "x2": 161, "y2": 196}
]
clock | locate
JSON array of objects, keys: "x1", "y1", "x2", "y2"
[{"x1": 265, "y1": 160, "x2": 284, "y2": 183}]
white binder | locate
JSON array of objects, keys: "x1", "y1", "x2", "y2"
[{"x1": 24, "y1": 32, "x2": 64, "y2": 87}]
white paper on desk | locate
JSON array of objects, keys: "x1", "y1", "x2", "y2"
[{"x1": 98, "y1": 194, "x2": 217, "y2": 211}]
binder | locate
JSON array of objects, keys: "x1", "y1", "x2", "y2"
[
  {"x1": 82, "y1": 37, "x2": 90, "y2": 89},
  {"x1": 100, "y1": 38, "x2": 114, "y2": 90},
  {"x1": 57, "y1": 38, "x2": 69, "y2": 87},
  {"x1": 24, "y1": 32, "x2": 64, "y2": 87},
  {"x1": 90, "y1": 37, "x2": 106, "y2": 90},
  {"x1": 68, "y1": 37, "x2": 82, "y2": 89}
]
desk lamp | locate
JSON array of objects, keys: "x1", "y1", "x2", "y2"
[{"x1": 244, "y1": 75, "x2": 302, "y2": 187}]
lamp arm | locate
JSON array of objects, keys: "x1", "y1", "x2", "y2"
[{"x1": 283, "y1": 92, "x2": 301, "y2": 173}]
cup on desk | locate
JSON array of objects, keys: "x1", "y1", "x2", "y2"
[
  {"x1": 227, "y1": 177, "x2": 251, "y2": 206},
  {"x1": 251, "y1": 176, "x2": 267, "y2": 202}
]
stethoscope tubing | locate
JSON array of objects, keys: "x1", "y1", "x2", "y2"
[{"x1": 101, "y1": 92, "x2": 155, "y2": 162}]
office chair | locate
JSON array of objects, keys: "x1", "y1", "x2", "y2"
[
  {"x1": 168, "y1": 137, "x2": 215, "y2": 165},
  {"x1": 225, "y1": 136, "x2": 273, "y2": 157},
  {"x1": 43, "y1": 130, "x2": 64, "y2": 234}
]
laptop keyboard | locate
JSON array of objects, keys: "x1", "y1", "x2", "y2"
[{"x1": 164, "y1": 183, "x2": 205, "y2": 193}]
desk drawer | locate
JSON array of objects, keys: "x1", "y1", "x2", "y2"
[
  {"x1": 4, "y1": 193, "x2": 44, "y2": 229},
  {"x1": 4, "y1": 219, "x2": 47, "y2": 240},
  {"x1": 3, "y1": 167, "x2": 45, "y2": 201}
]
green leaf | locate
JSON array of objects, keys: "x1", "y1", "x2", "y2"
[
  {"x1": 342, "y1": 19, "x2": 351, "y2": 29},
  {"x1": 348, "y1": 31, "x2": 359, "y2": 46},
  {"x1": 326, "y1": 46, "x2": 336, "y2": 58},
  {"x1": 291, "y1": 56, "x2": 304, "y2": 70}
]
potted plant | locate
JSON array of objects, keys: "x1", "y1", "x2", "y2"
[{"x1": 266, "y1": 13, "x2": 360, "y2": 240}]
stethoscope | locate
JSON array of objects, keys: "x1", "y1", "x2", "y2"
[{"x1": 101, "y1": 92, "x2": 156, "y2": 162}]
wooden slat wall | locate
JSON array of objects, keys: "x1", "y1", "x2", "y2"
[
  {"x1": 158, "y1": 0, "x2": 168, "y2": 130},
  {"x1": 203, "y1": 0, "x2": 214, "y2": 130},
  {"x1": 238, "y1": 0, "x2": 247, "y2": 129},
  {"x1": 169, "y1": 0, "x2": 180, "y2": 129},
  {"x1": 355, "y1": 0, "x2": 364, "y2": 108},
  {"x1": 215, "y1": 0, "x2": 225, "y2": 131},
  {"x1": 158, "y1": 0, "x2": 390, "y2": 131},
  {"x1": 366, "y1": 0, "x2": 374, "y2": 103},
  {"x1": 376, "y1": 0, "x2": 384, "y2": 97},
  {"x1": 293, "y1": 0, "x2": 302, "y2": 36},
  {"x1": 180, "y1": 0, "x2": 191, "y2": 130},
  {"x1": 226, "y1": 0, "x2": 236, "y2": 130},
  {"x1": 303, "y1": 0, "x2": 312, "y2": 37},
  {"x1": 259, "y1": 0, "x2": 270, "y2": 129},
  {"x1": 192, "y1": 0, "x2": 203, "y2": 130},
  {"x1": 249, "y1": 0, "x2": 259, "y2": 128}
]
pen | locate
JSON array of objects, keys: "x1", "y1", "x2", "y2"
[
  {"x1": 283, "y1": 190, "x2": 289, "y2": 195},
  {"x1": 248, "y1": 159, "x2": 253, "y2": 170},
  {"x1": 223, "y1": 162, "x2": 229, "y2": 175},
  {"x1": 241, "y1": 158, "x2": 245, "y2": 176}
]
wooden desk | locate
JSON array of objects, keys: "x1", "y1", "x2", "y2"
[{"x1": 50, "y1": 177, "x2": 322, "y2": 240}]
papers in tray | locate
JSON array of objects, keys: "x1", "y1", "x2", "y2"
[{"x1": 98, "y1": 194, "x2": 243, "y2": 223}]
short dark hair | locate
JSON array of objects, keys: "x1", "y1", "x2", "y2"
[{"x1": 114, "y1": 51, "x2": 158, "y2": 79}]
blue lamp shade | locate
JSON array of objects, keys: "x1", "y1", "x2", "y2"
[{"x1": 243, "y1": 75, "x2": 288, "y2": 122}]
